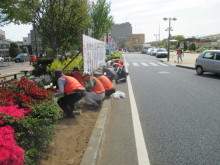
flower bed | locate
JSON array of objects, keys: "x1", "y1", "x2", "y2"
[{"x1": 0, "y1": 77, "x2": 62, "y2": 165}]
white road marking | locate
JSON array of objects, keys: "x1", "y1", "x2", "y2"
[
  {"x1": 149, "y1": 62, "x2": 159, "y2": 66},
  {"x1": 125, "y1": 62, "x2": 129, "y2": 66},
  {"x1": 132, "y1": 62, "x2": 139, "y2": 66},
  {"x1": 141, "y1": 62, "x2": 149, "y2": 66},
  {"x1": 124, "y1": 55, "x2": 151, "y2": 165},
  {"x1": 157, "y1": 62, "x2": 168, "y2": 66},
  {"x1": 158, "y1": 71, "x2": 170, "y2": 74}
]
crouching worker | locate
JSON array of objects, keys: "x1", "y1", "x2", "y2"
[
  {"x1": 82, "y1": 72, "x2": 105, "y2": 110},
  {"x1": 94, "y1": 70, "x2": 116, "y2": 97},
  {"x1": 113, "y1": 63, "x2": 127, "y2": 84},
  {"x1": 54, "y1": 69, "x2": 85, "y2": 118}
]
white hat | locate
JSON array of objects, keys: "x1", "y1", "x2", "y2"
[{"x1": 81, "y1": 71, "x2": 91, "y2": 77}]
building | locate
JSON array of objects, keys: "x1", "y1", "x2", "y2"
[
  {"x1": 111, "y1": 22, "x2": 132, "y2": 50},
  {"x1": 130, "y1": 34, "x2": 145, "y2": 52},
  {"x1": 0, "y1": 29, "x2": 12, "y2": 58}
]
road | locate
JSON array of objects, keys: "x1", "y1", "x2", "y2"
[{"x1": 98, "y1": 53, "x2": 220, "y2": 165}]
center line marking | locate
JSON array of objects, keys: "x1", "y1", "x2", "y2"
[{"x1": 124, "y1": 55, "x2": 151, "y2": 165}]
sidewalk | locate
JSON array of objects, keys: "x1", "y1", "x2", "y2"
[
  {"x1": 0, "y1": 62, "x2": 34, "y2": 80},
  {"x1": 159, "y1": 52, "x2": 200, "y2": 69}
]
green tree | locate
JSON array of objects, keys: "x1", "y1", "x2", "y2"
[
  {"x1": 172, "y1": 35, "x2": 185, "y2": 41},
  {"x1": 0, "y1": 0, "x2": 39, "y2": 25},
  {"x1": 21, "y1": 47, "x2": 28, "y2": 53},
  {"x1": 189, "y1": 42, "x2": 196, "y2": 51},
  {"x1": 90, "y1": 0, "x2": 114, "y2": 39},
  {"x1": 9, "y1": 42, "x2": 20, "y2": 57},
  {"x1": 33, "y1": 0, "x2": 90, "y2": 57},
  {"x1": 1, "y1": 0, "x2": 90, "y2": 58}
]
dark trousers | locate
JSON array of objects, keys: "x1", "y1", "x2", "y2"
[
  {"x1": 57, "y1": 92, "x2": 84, "y2": 116},
  {"x1": 105, "y1": 88, "x2": 116, "y2": 97}
]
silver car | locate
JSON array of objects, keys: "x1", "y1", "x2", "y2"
[{"x1": 195, "y1": 50, "x2": 220, "y2": 75}]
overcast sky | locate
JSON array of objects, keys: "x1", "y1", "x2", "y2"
[{"x1": 1, "y1": 0, "x2": 220, "y2": 42}]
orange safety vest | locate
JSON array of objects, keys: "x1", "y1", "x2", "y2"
[
  {"x1": 113, "y1": 63, "x2": 124, "y2": 68},
  {"x1": 98, "y1": 75, "x2": 113, "y2": 90},
  {"x1": 114, "y1": 59, "x2": 124, "y2": 65},
  {"x1": 61, "y1": 75, "x2": 84, "y2": 95},
  {"x1": 90, "y1": 77, "x2": 105, "y2": 94}
]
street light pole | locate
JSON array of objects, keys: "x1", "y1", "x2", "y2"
[{"x1": 163, "y1": 17, "x2": 177, "y2": 62}]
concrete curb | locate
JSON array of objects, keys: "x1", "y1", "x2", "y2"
[
  {"x1": 80, "y1": 98, "x2": 111, "y2": 165},
  {"x1": 159, "y1": 60, "x2": 195, "y2": 70},
  {"x1": 176, "y1": 65, "x2": 195, "y2": 70}
]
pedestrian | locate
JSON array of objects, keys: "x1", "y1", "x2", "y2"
[
  {"x1": 81, "y1": 72, "x2": 105, "y2": 110},
  {"x1": 54, "y1": 69, "x2": 85, "y2": 118},
  {"x1": 71, "y1": 67, "x2": 83, "y2": 85},
  {"x1": 113, "y1": 63, "x2": 127, "y2": 84},
  {"x1": 113, "y1": 58, "x2": 124, "y2": 65},
  {"x1": 94, "y1": 70, "x2": 116, "y2": 97},
  {"x1": 102, "y1": 65, "x2": 116, "y2": 81},
  {"x1": 176, "y1": 48, "x2": 183, "y2": 63}
]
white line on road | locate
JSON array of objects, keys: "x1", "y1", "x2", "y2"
[
  {"x1": 157, "y1": 62, "x2": 168, "y2": 66},
  {"x1": 149, "y1": 62, "x2": 159, "y2": 66},
  {"x1": 141, "y1": 62, "x2": 149, "y2": 66},
  {"x1": 124, "y1": 55, "x2": 151, "y2": 165},
  {"x1": 132, "y1": 62, "x2": 139, "y2": 66},
  {"x1": 125, "y1": 62, "x2": 129, "y2": 66}
]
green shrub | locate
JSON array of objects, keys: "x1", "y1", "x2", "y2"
[
  {"x1": 46, "y1": 56, "x2": 83, "y2": 77},
  {"x1": 4, "y1": 101, "x2": 62, "y2": 165},
  {"x1": 106, "y1": 52, "x2": 122, "y2": 60},
  {"x1": 32, "y1": 57, "x2": 54, "y2": 76}
]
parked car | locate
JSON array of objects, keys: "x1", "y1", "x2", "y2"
[
  {"x1": 147, "y1": 48, "x2": 152, "y2": 55},
  {"x1": 150, "y1": 48, "x2": 158, "y2": 56},
  {"x1": 14, "y1": 53, "x2": 29, "y2": 63},
  {"x1": 0, "y1": 57, "x2": 4, "y2": 62},
  {"x1": 156, "y1": 48, "x2": 168, "y2": 58},
  {"x1": 195, "y1": 50, "x2": 220, "y2": 75}
]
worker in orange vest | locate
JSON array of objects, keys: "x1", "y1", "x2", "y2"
[
  {"x1": 94, "y1": 70, "x2": 116, "y2": 97},
  {"x1": 81, "y1": 72, "x2": 105, "y2": 110},
  {"x1": 54, "y1": 69, "x2": 86, "y2": 117},
  {"x1": 71, "y1": 67, "x2": 83, "y2": 85},
  {"x1": 113, "y1": 58, "x2": 124, "y2": 65}
]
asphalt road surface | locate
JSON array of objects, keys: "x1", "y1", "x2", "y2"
[{"x1": 98, "y1": 53, "x2": 220, "y2": 165}]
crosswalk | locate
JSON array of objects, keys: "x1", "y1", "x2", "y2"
[{"x1": 125, "y1": 61, "x2": 169, "y2": 67}]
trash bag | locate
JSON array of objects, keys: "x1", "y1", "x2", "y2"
[{"x1": 113, "y1": 91, "x2": 126, "y2": 99}]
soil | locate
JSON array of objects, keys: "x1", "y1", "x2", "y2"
[{"x1": 38, "y1": 103, "x2": 100, "y2": 165}]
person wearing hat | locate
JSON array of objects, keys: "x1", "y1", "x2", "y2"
[
  {"x1": 113, "y1": 63, "x2": 127, "y2": 84},
  {"x1": 81, "y1": 72, "x2": 105, "y2": 110},
  {"x1": 54, "y1": 69, "x2": 85, "y2": 117},
  {"x1": 102, "y1": 65, "x2": 116, "y2": 82},
  {"x1": 94, "y1": 70, "x2": 116, "y2": 97},
  {"x1": 71, "y1": 67, "x2": 83, "y2": 85},
  {"x1": 113, "y1": 58, "x2": 124, "y2": 65}
]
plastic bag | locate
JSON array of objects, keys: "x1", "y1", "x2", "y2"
[{"x1": 113, "y1": 91, "x2": 126, "y2": 99}]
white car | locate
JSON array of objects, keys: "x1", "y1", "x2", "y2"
[{"x1": 0, "y1": 57, "x2": 4, "y2": 62}]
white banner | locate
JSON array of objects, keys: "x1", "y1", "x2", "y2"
[{"x1": 83, "y1": 34, "x2": 106, "y2": 73}]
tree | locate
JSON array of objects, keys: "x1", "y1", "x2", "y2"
[
  {"x1": 1, "y1": 0, "x2": 90, "y2": 58},
  {"x1": 172, "y1": 35, "x2": 185, "y2": 41},
  {"x1": 90, "y1": 0, "x2": 113, "y2": 39},
  {"x1": 22, "y1": 47, "x2": 28, "y2": 53},
  {"x1": 9, "y1": 42, "x2": 20, "y2": 57},
  {"x1": 0, "y1": 0, "x2": 39, "y2": 25},
  {"x1": 189, "y1": 43, "x2": 196, "y2": 51},
  {"x1": 33, "y1": 0, "x2": 90, "y2": 57}
]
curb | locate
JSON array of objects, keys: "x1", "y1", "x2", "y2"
[
  {"x1": 80, "y1": 98, "x2": 111, "y2": 165},
  {"x1": 159, "y1": 60, "x2": 195, "y2": 70},
  {"x1": 176, "y1": 65, "x2": 195, "y2": 70}
]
